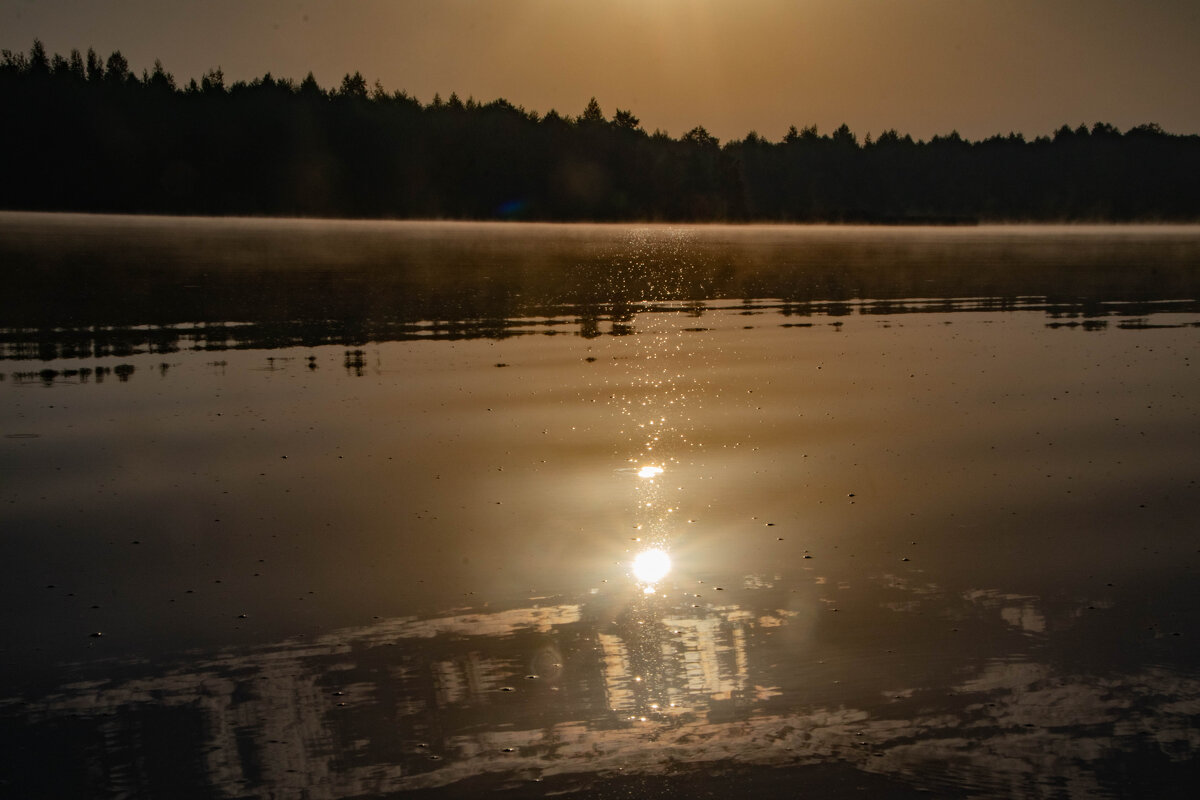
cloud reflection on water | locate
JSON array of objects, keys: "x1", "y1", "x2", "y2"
[{"x1": 3, "y1": 577, "x2": 1197, "y2": 798}]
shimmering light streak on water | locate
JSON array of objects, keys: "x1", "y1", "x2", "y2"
[{"x1": 607, "y1": 228, "x2": 717, "y2": 589}]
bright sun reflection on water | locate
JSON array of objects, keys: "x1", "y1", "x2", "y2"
[
  {"x1": 632, "y1": 549, "x2": 671, "y2": 585},
  {"x1": 637, "y1": 465, "x2": 664, "y2": 479}
]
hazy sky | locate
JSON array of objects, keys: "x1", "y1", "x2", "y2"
[{"x1": 4, "y1": 0, "x2": 1199, "y2": 143}]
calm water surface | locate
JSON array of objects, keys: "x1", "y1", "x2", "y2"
[{"x1": 2, "y1": 214, "x2": 1199, "y2": 798}]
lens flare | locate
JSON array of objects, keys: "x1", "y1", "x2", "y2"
[{"x1": 632, "y1": 549, "x2": 671, "y2": 585}]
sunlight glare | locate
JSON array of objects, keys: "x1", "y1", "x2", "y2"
[
  {"x1": 632, "y1": 548, "x2": 671, "y2": 585},
  {"x1": 637, "y1": 465, "x2": 664, "y2": 479}
]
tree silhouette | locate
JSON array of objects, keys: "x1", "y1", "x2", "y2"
[
  {"x1": 67, "y1": 49, "x2": 85, "y2": 80},
  {"x1": 681, "y1": 126, "x2": 719, "y2": 147},
  {"x1": 298, "y1": 71, "x2": 321, "y2": 97},
  {"x1": 104, "y1": 51, "x2": 131, "y2": 84},
  {"x1": 580, "y1": 96, "x2": 604, "y2": 123},
  {"x1": 831, "y1": 123, "x2": 857, "y2": 147},
  {"x1": 85, "y1": 48, "x2": 103, "y2": 81},
  {"x1": 196, "y1": 67, "x2": 224, "y2": 94},
  {"x1": 1, "y1": 39, "x2": 1198, "y2": 222},
  {"x1": 339, "y1": 71, "x2": 368, "y2": 98},
  {"x1": 612, "y1": 108, "x2": 640, "y2": 130},
  {"x1": 27, "y1": 39, "x2": 49, "y2": 75},
  {"x1": 145, "y1": 60, "x2": 175, "y2": 93}
]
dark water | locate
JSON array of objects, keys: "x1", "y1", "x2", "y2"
[{"x1": 2, "y1": 213, "x2": 1200, "y2": 798}]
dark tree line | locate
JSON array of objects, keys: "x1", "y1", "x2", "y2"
[{"x1": 3, "y1": 41, "x2": 1199, "y2": 221}]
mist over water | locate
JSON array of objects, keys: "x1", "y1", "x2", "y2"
[{"x1": 2, "y1": 214, "x2": 1199, "y2": 798}]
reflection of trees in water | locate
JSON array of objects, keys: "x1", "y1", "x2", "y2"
[
  {"x1": 5, "y1": 294, "x2": 1199, "y2": 367},
  {"x1": 4, "y1": 581, "x2": 1198, "y2": 798},
  {"x1": 343, "y1": 348, "x2": 366, "y2": 376},
  {"x1": 4, "y1": 219, "x2": 1200, "y2": 363},
  {"x1": 8, "y1": 364, "x2": 133, "y2": 386}
]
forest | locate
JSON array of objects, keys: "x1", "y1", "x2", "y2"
[{"x1": 3, "y1": 41, "x2": 1199, "y2": 222}]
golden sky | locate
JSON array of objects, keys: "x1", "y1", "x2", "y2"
[{"x1": 4, "y1": 0, "x2": 1198, "y2": 142}]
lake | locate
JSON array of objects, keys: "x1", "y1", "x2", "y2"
[{"x1": 2, "y1": 213, "x2": 1199, "y2": 798}]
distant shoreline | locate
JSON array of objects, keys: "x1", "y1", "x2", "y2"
[
  {"x1": 3, "y1": 41, "x2": 1199, "y2": 224},
  {"x1": 8, "y1": 209, "x2": 1200, "y2": 229}
]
